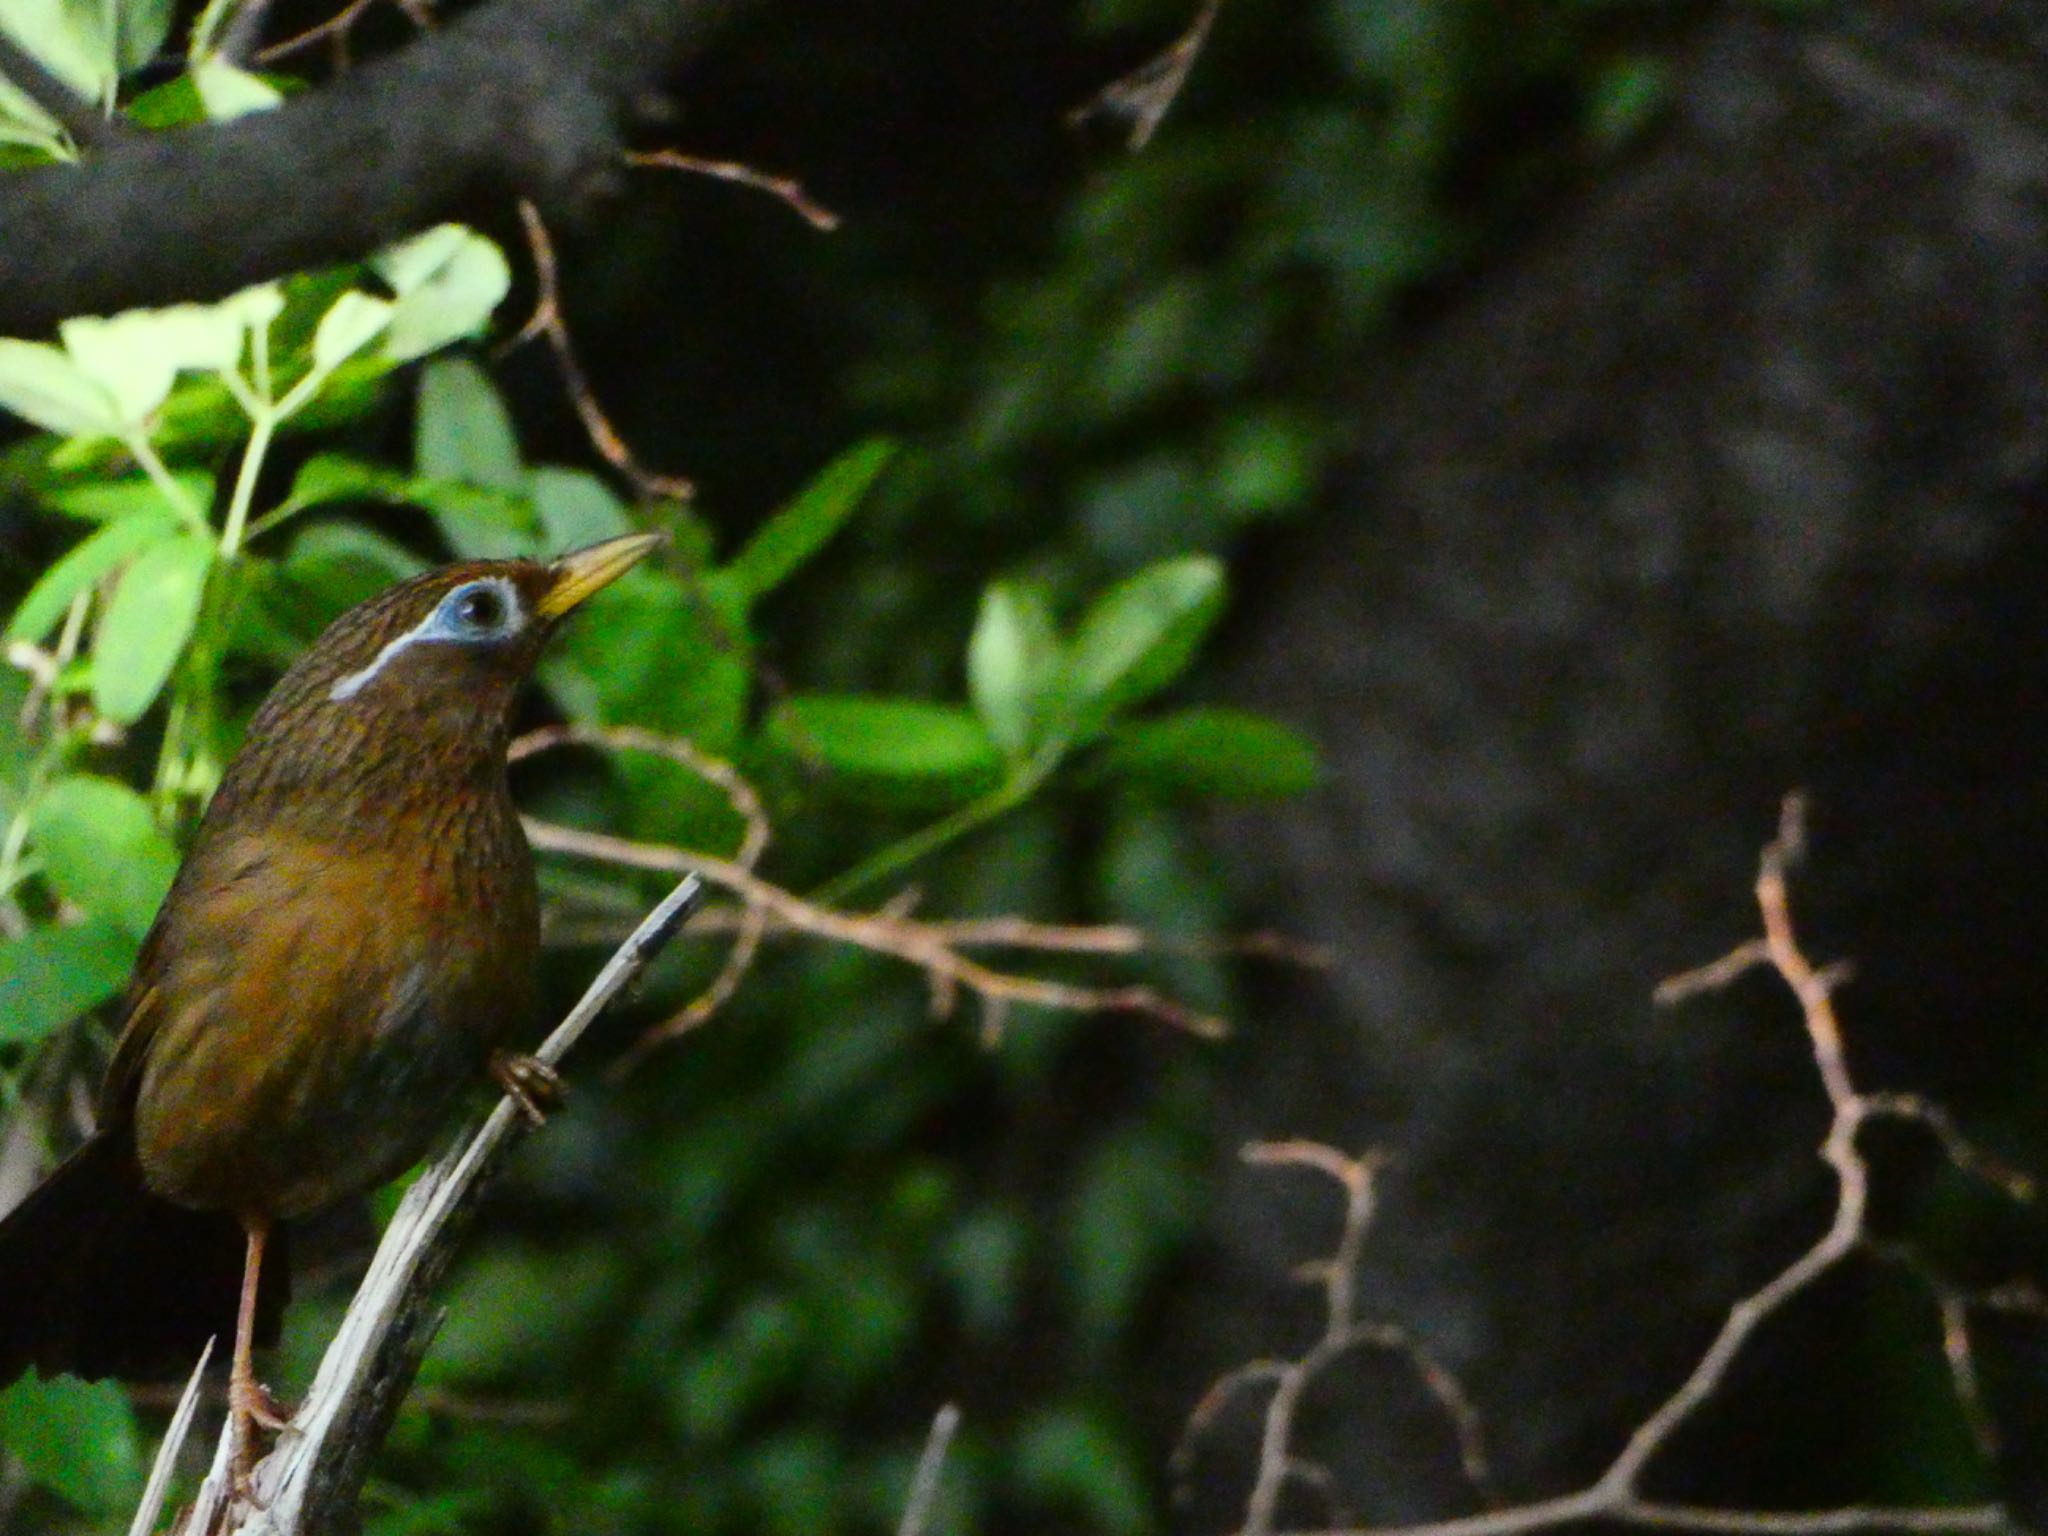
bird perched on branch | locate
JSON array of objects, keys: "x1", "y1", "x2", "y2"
[{"x1": 0, "y1": 532, "x2": 660, "y2": 1483}]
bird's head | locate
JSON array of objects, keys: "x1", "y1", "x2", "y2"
[
  {"x1": 302, "y1": 533, "x2": 662, "y2": 711},
  {"x1": 226, "y1": 533, "x2": 661, "y2": 814}
]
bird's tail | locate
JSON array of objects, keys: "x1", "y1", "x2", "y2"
[{"x1": 0, "y1": 1130, "x2": 287, "y2": 1386}]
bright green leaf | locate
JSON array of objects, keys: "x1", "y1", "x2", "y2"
[
  {"x1": 0, "y1": 1371, "x2": 142, "y2": 1512},
  {"x1": 724, "y1": 438, "x2": 896, "y2": 602},
  {"x1": 263, "y1": 523, "x2": 426, "y2": 649},
  {"x1": 1098, "y1": 706, "x2": 1321, "y2": 799},
  {"x1": 30, "y1": 776, "x2": 179, "y2": 935},
  {"x1": 59, "y1": 301, "x2": 251, "y2": 423},
  {"x1": 5, "y1": 508, "x2": 181, "y2": 644},
  {"x1": 0, "y1": 1, "x2": 115, "y2": 99},
  {"x1": 50, "y1": 470, "x2": 212, "y2": 522},
  {"x1": 772, "y1": 696, "x2": 1003, "y2": 791},
  {"x1": 374, "y1": 225, "x2": 511, "y2": 362},
  {"x1": 190, "y1": 52, "x2": 281, "y2": 118},
  {"x1": 0, "y1": 339, "x2": 118, "y2": 436},
  {"x1": 1059, "y1": 555, "x2": 1224, "y2": 741},
  {"x1": 968, "y1": 579, "x2": 1063, "y2": 760},
  {"x1": 541, "y1": 568, "x2": 751, "y2": 753},
  {"x1": 0, "y1": 918, "x2": 136, "y2": 1045},
  {"x1": 0, "y1": 69, "x2": 62, "y2": 153},
  {"x1": 92, "y1": 532, "x2": 213, "y2": 722},
  {"x1": 121, "y1": 71, "x2": 203, "y2": 127}
]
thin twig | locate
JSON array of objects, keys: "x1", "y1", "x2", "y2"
[
  {"x1": 164, "y1": 875, "x2": 702, "y2": 1535},
  {"x1": 895, "y1": 1403, "x2": 962, "y2": 1536},
  {"x1": 503, "y1": 201, "x2": 694, "y2": 501},
  {"x1": 1068, "y1": 0, "x2": 1224, "y2": 149},
  {"x1": 514, "y1": 724, "x2": 771, "y2": 1048},
  {"x1": 523, "y1": 817, "x2": 1231, "y2": 1056},
  {"x1": 628, "y1": 149, "x2": 840, "y2": 230}
]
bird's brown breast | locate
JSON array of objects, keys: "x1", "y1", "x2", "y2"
[{"x1": 117, "y1": 801, "x2": 538, "y2": 1220}]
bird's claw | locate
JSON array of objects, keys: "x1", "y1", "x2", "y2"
[
  {"x1": 229, "y1": 1375, "x2": 292, "y2": 1503},
  {"x1": 491, "y1": 1051, "x2": 564, "y2": 1127}
]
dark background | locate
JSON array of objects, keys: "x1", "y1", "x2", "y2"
[{"x1": 5, "y1": 0, "x2": 2048, "y2": 1531}]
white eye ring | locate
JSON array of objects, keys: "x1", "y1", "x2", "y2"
[
  {"x1": 431, "y1": 578, "x2": 522, "y2": 642},
  {"x1": 329, "y1": 577, "x2": 527, "y2": 701}
]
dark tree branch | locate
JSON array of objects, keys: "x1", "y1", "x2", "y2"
[{"x1": 0, "y1": 0, "x2": 747, "y2": 336}]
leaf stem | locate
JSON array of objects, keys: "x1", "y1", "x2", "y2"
[
  {"x1": 124, "y1": 433, "x2": 207, "y2": 530},
  {"x1": 812, "y1": 745, "x2": 1063, "y2": 906},
  {"x1": 218, "y1": 410, "x2": 274, "y2": 559}
]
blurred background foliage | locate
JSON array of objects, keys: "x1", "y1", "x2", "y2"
[{"x1": 0, "y1": 0, "x2": 1719, "y2": 1530}]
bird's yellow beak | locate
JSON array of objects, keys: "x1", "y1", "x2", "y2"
[{"x1": 538, "y1": 533, "x2": 665, "y2": 620}]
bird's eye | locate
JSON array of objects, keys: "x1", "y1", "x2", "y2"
[{"x1": 443, "y1": 581, "x2": 513, "y2": 637}]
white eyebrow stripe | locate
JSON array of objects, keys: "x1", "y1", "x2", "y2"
[
  {"x1": 328, "y1": 627, "x2": 431, "y2": 702},
  {"x1": 326, "y1": 576, "x2": 526, "y2": 703}
]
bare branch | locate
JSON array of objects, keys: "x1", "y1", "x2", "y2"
[
  {"x1": 523, "y1": 816, "x2": 1231, "y2": 1053},
  {"x1": 628, "y1": 149, "x2": 841, "y2": 230},
  {"x1": 0, "y1": 0, "x2": 749, "y2": 334},
  {"x1": 502, "y1": 201, "x2": 696, "y2": 500},
  {"x1": 1199, "y1": 799, "x2": 2028, "y2": 1536},
  {"x1": 1069, "y1": 0, "x2": 1224, "y2": 150}
]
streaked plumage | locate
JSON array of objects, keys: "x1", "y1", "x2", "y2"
[{"x1": 0, "y1": 534, "x2": 658, "y2": 1473}]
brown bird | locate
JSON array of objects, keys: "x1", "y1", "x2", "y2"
[{"x1": 0, "y1": 532, "x2": 659, "y2": 1479}]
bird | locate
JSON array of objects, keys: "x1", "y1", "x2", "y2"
[{"x1": 0, "y1": 531, "x2": 660, "y2": 1483}]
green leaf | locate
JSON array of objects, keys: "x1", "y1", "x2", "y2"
[
  {"x1": 92, "y1": 533, "x2": 213, "y2": 722},
  {"x1": 190, "y1": 52, "x2": 281, "y2": 118},
  {"x1": 284, "y1": 520, "x2": 427, "y2": 586},
  {"x1": 310, "y1": 291, "x2": 396, "y2": 375},
  {"x1": 121, "y1": 72, "x2": 203, "y2": 127},
  {"x1": 967, "y1": 579, "x2": 1064, "y2": 760},
  {"x1": 0, "y1": 69, "x2": 62, "y2": 154},
  {"x1": 60, "y1": 301, "x2": 252, "y2": 422},
  {"x1": 276, "y1": 452, "x2": 537, "y2": 547},
  {"x1": 724, "y1": 438, "x2": 895, "y2": 602},
  {"x1": 374, "y1": 225, "x2": 511, "y2": 363},
  {"x1": 0, "y1": 918, "x2": 136, "y2": 1045},
  {"x1": 416, "y1": 355, "x2": 522, "y2": 488},
  {"x1": 1059, "y1": 555, "x2": 1224, "y2": 742},
  {"x1": 771, "y1": 696, "x2": 1003, "y2": 792},
  {"x1": 1011, "y1": 1407, "x2": 1147, "y2": 1536},
  {"x1": 30, "y1": 776, "x2": 179, "y2": 935},
  {"x1": 539, "y1": 568, "x2": 752, "y2": 752},
  {"x1": 529, "y1": 465, "x2": 634, "y2": 551},
  {"x1": 1098, "y1": 707, "x2": 1321, "y2": 799},
  {"x1": 110, "y1": 0, "x2": 174, "y2": 71},
  {"x1": 0, "y1": 0, "x2": 116, "y2": 99},
  {"x1": 49, "y1": 470, "x2": 212, "y2": 522},
  {"x1": 5, "y1": 508, "x2": 181, "y2": 644},
  {"x1": 1065, "y1": 1126, "x2": 1203, "y2": 1351},
  {"x1": 0, "y1": 339, "x2": 118, "y2": 437},
  {"x1": 0, "y1": 1371, "x2": 142, "y2": 1512}
]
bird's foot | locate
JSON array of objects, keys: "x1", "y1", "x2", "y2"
[
  {"x1": 491, "y1": 1050, "x2": 564, "y2": 1127},
  {"x1": 228, "y1": 1375, "x2": 292, "y2": 1504}
]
